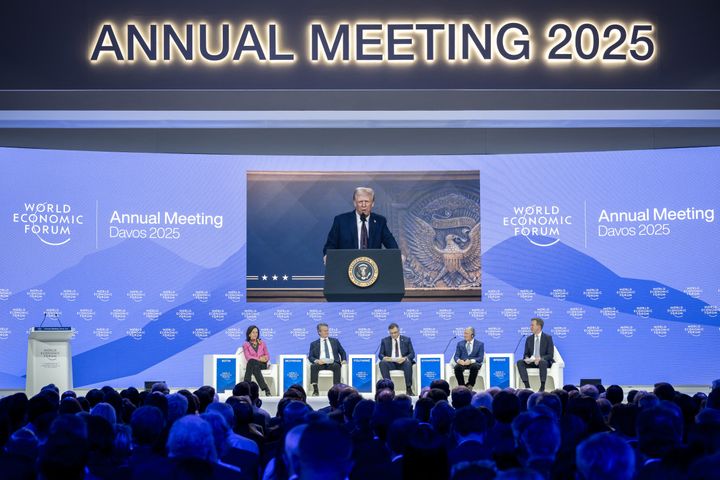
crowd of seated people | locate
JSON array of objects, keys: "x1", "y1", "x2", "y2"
[{"x1": 1, "y1": 378, "x2": 719, "y2": 480}]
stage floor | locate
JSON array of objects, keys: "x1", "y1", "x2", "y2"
[{"x1": 0, "y1": 385, "x2": 710, "y2": 417}]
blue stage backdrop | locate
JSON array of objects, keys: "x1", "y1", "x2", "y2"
[{"x1": 0, "y1": 147, "x2": 718, "y2": 388}]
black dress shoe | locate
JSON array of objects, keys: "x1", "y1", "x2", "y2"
[
  {"x1": 264, "y1": 389, "x2": 272, "y2": 397},
  {"x1": 406, "y1": 387, "x2": 414, "y2": 396}
]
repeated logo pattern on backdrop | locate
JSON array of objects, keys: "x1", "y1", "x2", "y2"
[{"x1": 0, "y1": 148, "x2": 718, "y2": 388}]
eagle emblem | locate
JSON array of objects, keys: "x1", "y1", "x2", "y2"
[{"x1": 402, "y1": 192, "x2": 481, "y2": 289}]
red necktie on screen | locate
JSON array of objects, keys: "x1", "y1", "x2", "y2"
[{"x1": 360, "y1": 215, "x2": 368, "y2": 249}]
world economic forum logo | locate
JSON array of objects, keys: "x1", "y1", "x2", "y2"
[
  {"x1": 339, "y1": 309, "x2": 357, "y2": 321},
  {"x1": 517, "y1": 289, "x2": 535, "y2": 301},
  {"x1": 485, "y1": 327, "x2": 504, "y2": 339},
  {"x1": 486, "y1": 289, "x2": 503, "y2": 301},
  {"x1": 12, "y1": 202, "x2": 84, "y2": 246},
  {"x1": 290, "y1": 328, "x2": 308, "y2": 340},
  {"x1": 685, "y1": 324, "x2": 704, "y2": 337},
  {"x1": 583, "y1": 288, "x2": 602, "y2": 301},
  {"x1": 126, "y1": 328, "x2": 146, "y2": 340},
  {"x1": 160, "y1": 328, "x2": 178, "y2": 340},
  {"x1": 193, "y1": 328, "x2": 211, "y2": 339},
  {"x1": 550, "y1": 289, "x2": 569, "y2": 300},
  {"x1": 94, "y1": 328, "x2": 112, "y2": 340},
  {"x1": 0, "y1": 328, "x2": 11, "y2": 340},
  {"x1": 404, "y1": 309, "x2": 422, "y2": 321},
  {"x1": 502, "y1": 205, "x2": 572, "y2": 248},
  {"x1": 111, "y1": 309, "x2": 129, "y2": 321},
  {"x1": 77, "y1": 309, "x2": 95, "y2": 322},
  {"x1": 10, "y1": 308, "x2": 29, "y2": 321},
  {"x1": 355, "y1": 328, "x2": 374, "y2": 340},
  {"x1": 551, "y1": 326, "x2": 570, "y2": 339},
  {"x1": 225, "y1": 328, "x2": 243, "y2": 340},
  {"x1": 617, "y1": 326, "x2": 636, "y2": 338},
  {"x1": 584, "y1": 326, "x2": 602, "y2": 338},
  {"x1": 61, "y1": 289, "x2": 79, "y2": 301},
  {"x1": 420, "y1": 327, "x2": 438, "y2": 339},
  {"x1": 651, "y1": 325, "x2": 670, "y2": 337},
  {"x1": 307, "y1": 309, "x2": 324, "y2": 321},
  {"x1": 274, "y1": 309, "x2": 292, "y2": 321}
]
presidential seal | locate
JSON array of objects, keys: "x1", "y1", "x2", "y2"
[
  {"x1": 403, "y1": 191, "x2": 481, "y2": 289},
  {"x1": 348, "y1": 257, "x2": 379, "y2": 288}
]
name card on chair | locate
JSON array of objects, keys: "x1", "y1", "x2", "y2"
[
  {"x1": 487, "y1": 353, "x2": 515, "y2": 389},
  {"x1": 202, "y1": 354, "x2": 240, "y2": 394},
  {"x1": 349, "y1": 355, "x2": 376, "y2": 394},
  {"x1": 216, "y1": 357, "x2": 237, "y2": 393},
  {"x1": 279, "y1": 355, "x2": 307, "y2": 393},
  {"x1": 417, "y1": 354, "x2": 444, "y2": 390}
]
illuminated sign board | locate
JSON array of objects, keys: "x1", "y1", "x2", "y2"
[
  {"x1": 0, "y1": 0, "x2": 718, "y2": 90},
  {"x1": 89, "y1": 21, "x2": 655, "y2": 66}
]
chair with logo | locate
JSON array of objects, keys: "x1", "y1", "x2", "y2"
[
  {"x1": 515, "y1": 346, "x2": 565, "y2": 391},
  {"x1": 375, "y1": 362, "x2": 416, "y2": 396},
  {"x1": 304, "y1": 358, "x2": 347, "y2": 396},
  {"x1": 235, "y1": 348, "x2": 279, "y2": 396},
  {"x1": 446, "y1": 354, "x2": 488, "y2": 392}
]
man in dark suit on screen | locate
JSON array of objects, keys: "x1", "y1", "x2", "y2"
[
  {"x1": 453, "y1": 327, "x2": 484, "y2": 389},
  {"x1": 308, "y1": 323, "x2": 347, "y2": 396},
  {"x1": 516, "y1": 317, "x2": 554, "y2": 392},
  {"x1": 378, "y1": 323, "x2": 416, "y2": 396},
  {"x1": 322, "y1": 187, "x2": 399, "y2": 263}
]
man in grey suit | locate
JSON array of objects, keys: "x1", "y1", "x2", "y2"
[
  {"x1": 453, "y1": 327, "x2": 484, "y2": 388},
  {"x1": 378, "y1": 323, "x2": 416, "y2": 396},
  {"x1": 516, "y1": 318, "x2": 555, "y2": 392}
]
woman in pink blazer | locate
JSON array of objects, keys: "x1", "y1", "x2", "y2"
[{"x1": 242, "y1": 324, "x2": 272, "y2": 396}]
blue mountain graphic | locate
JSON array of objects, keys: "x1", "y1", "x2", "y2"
[
  {"x1": 484, "y1": 236, "x2": 716, "y2": 325},
  {"x1": 71, "y1": 246, "x2": 265, "y2": 386},
  {"x1": 0, "y1": 240, "x2": 206, "y2": 385}
]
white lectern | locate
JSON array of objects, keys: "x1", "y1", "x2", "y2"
[{"x1": 26, "y1": 327, "x2": 74, "y2": 396}]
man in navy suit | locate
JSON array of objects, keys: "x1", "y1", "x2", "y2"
[
  {"x1": 516, "y1": 317, "x2": 555, "y2": 392},
  {"x1": 322, "y1": 187, "x2": 399, "y2": 262},
  {"x1": 453, "y1": 327, "x2": 484, "y2": 389},
  {"x1": 378, "y1": 323, "x2": 416, "y2": 396},
  {"x1": 308, "y1": 323, "x2": 347, "y2": 396}
]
